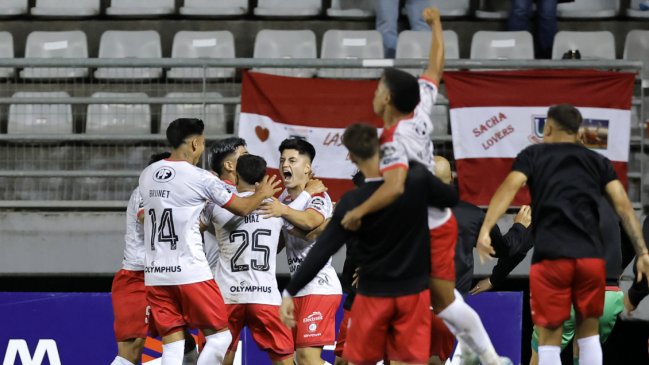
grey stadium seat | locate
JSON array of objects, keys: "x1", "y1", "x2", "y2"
[
  {"x1": 403, "y1": 0, "x2": 470, "y2": 18},
  {"x1": 475, "y1": 0, "x2": 510, "y2": 19},
  {"x1": 624, "y1": 30, "x2": 649, "y2": 85},
  {"x1": 8, "y1": 92, "x2": 72, "y2": 134},
  {"x1": 0, "y1": 32, "x2": 14, "y2": 78},
  {"x1": 470, "y1": 31, "x2": 534, "y2": 59},
  {"x1": 253, "y1": 30, "x2": 317, "y2": 78},
  {"x1": 627, "y1": 0, "x2": 649, "y2": 19},
  {"x1": 0, "y1": 0, "x2": 27, "y2": 17},
  {"x1": 168, "y1": 31, "x2": 235, "y2": 80},
  {"x1": 557, "y1": 0, "x2": 619, "y2": 19},
  {"x1": 395, "y1": 30, "x2": 459, "y2": 76},
  {"x1": 254, "y1": 0, "x2": 321, "y2": 17},
  {"x1": 180, "y1": 0, "x2": 248, "y2": 17},
  {"x1": 552, "y1": 31, "x2": 615, "y2": 60},
  {"x1": 160, "y1": 93, "x2": 227, "y2": 135},
  {"x1": 31, "y1": 0, "x2": 99, "y2": 18},
  {"x1": 327, "y1": 0, "x2": 374, "y2": 19},
  {"x1": 317, "y1": 30, "x2": 384, "y2": 79},
  {"x1": 86, "y1": 92, "x2": 151, "y2": 135},
  {"x1": 106, "y1": 0, "x2": 175, "y2": 17},
  {"x1": 21, "y1": 31, "x2": 88, "y2": 79},
  {"x1": 94, "y1": 31, "x2": 162, "y2": 80}
]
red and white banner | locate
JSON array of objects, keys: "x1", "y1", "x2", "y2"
[
  {"x1": 445, "y1": 70, "x2": 635, "y2": 206},
  {"x1": 238, "y1": 71, "x2": 383, "y2": 201}
]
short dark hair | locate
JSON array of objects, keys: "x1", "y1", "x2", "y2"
[
  {"x1": 547, "y1": 104, "x2": 582, "y2": 134},
  {"x1": 382, "y1": 68, "x2": 420, "y2": 114},
  {"x1": 236, "y1": 154, "x2": 267, "y2": 185},
  {"x1": 208, "y1": 137, "x2": 247, "y2": 175},
  {"x1": 342, "y1": 123, "x2": 379, "y2": 161},
  {"x1": 147, "y1": 152, "x2": 171, "y2": 166},
  {"x1": 278, "y1": 138, "x2": 316, "y2": 162},
  {"x1": 166, "y1": 118, "x2": 204, "y2": 149}
]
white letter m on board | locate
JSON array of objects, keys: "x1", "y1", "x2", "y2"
[{"x1": 2, "y1": 339, "x2": 61, "y2": 365}]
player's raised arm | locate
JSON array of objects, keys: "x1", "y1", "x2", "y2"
[
  {"x1": 225, "y1": 174, "x2": 281, "y2": 216},
  {"x1": 421, "y1": 7, "x2": 444, "y2": 85}
]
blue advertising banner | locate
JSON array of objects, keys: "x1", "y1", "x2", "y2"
[{"x1": 0, "y1": 291, "x2": 522, "y2": 365}]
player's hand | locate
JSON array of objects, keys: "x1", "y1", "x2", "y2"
[
  {"x1": 513, "y1": 205, "x2": 532, "y2": 228},
  {"x1": 476, "y1": 228, "x2": 495, "y2": 263},
  {"x1": 341, "y1": 208, "x2": 363, "y2": 231},
  {"x1": 305, "y1": 179, "x2": 327, "y2": 196},
  {"x1": 635, "y1": 253, "x2": 649, "y2": 284},
  {"x1": 306, "y1": 219, "x2": 330, "y2": 241},
  {"x1": 259, "y1": 197, "x2": 287, "y2": 218},
  {"x1": 469, "y1": 277, "x2": 493, "y2": 295},
  {"x1": 423, "y1": 7, "x2": 441, "y2": 25},
  {"x1": 255, "y1": 174, "x2": 282, "y2": 199},
  {"x1": 279, "y1": 297, "x2": 296, "y2": 328}
]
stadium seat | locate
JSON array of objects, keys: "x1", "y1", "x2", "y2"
[
  {"x1": 624, "y1": 30, "x2": 649, "y2": 85},
  {"x1": 253, "y1": 30, "x2": 317, "y2": 78},
  {"x1": 327, "y1": 0, "x2": 374, "y2": 19},
  {"x1": 94, "y1": 31, "x2": 162, "y2": 80},
  {"x1": 160, "y1": 93, "x2": 227, "y2": 135},
  {"x1": 557, "y1": 0, "x2": 619, "y2": 19},
  {"x1": 106, "y1": 0, "x2": 175, "y2": 17},
  {"x1": 254, "y1": 0, "x2": 321, "y2": 17},
  {"x1": 8, "y1": 92, "x2": 73, "y2": 134},
  {"x1": 470, "y1": 31, "x2": 534, "y2": 59},
  {"x1": 402, "y1": 0, "x2": 469, "y2": 18},
  {"x1": 31, "y1": 0, "x2": 99, "y2": 18},
  {"x1": 396, "y1": 30, "x2": 459, "y2": 76},
  {"x1": 318, "y1": 30, "x2": 384, "y2": 79},
  {"x1": 431, "y1": 103, "x2": 449, "y2": 136},
  {"x1": 0, "y1": 32, "x2": 14, "y2": 78},
  {"x1": 552, "y1": 31, "x2": 615, "y2": 60},
  {"x1": 180, "y1": 0, "x2": 248, "y2": 17},
  {"x1": 0, "y1": 0, "x2": 27, "y2": 17},
  {"x1": 21, "y1": 31, "x2": 88, "y2": 79},
  {"x1": 86, "y1": 92, "x2": 151, "y2": 135},
  {"x1": 627, "y1": 0, "x2": 649, "y2": 19},
  {"x1": 167, "y1": 31, "x2": 235, "y2": 80},
  {"x1": 475, "y1": 0, "x2": 510, "y2": 19}
]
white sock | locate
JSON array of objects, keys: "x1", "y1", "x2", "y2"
[
  {"x1": 578, "y1": 335, "x2": 602, "y2": 365},
  {"x1": 537, "y1": 346, "x2": 561, "y2": 365},
  {"x1": 197, "y1": 331, "x2": 233, "y2": 365},
  {"x1": 437, "y1": 291, "x2": 499, "y2": 365},
  {"x1": 110, "y1": 356, "x2": 135, "y2": 365},
  {"x1": 162, "y1": 340, "x2": 186, "y2": 365}
]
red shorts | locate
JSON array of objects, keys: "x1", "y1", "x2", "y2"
[
  {"x1": 429, "y1": 213, "x2": 457, "y2": 281},
  {"x1": 226, "y1": 303, "x2": 293, "y2": 361},
  {"x1": 146, "y1": 279, "x2": 228, "y2": 337},
  {"x1": 112, "y1": 269, "x2": 152, "y2": 341},
  {"x1": 334, "y1": 309, "x2": 351, "y2": 357},
  {"x1": 430, "y1": 312, "x2": 455, "y2": 361},
  {"x1": 344, "y1": 291, "x2": 431, "y2": 365},
  {"x1": 292, "y1": 294, "x2": 341, "y2": 348},
  {"x1": 530, "y1": 258, "x2": 605, "y2": 328}
]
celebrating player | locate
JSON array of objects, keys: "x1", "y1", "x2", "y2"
[
  {"x1": 477, "y1": 104, "x2": 649, "y2": 365},
  {"x1": 138, "y1": 118, "x2": 280, "y2": 364}
]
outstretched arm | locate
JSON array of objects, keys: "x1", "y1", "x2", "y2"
[
  {"x1": 421, "y1": 7, "x2": 444, "y2": 85},
  {"x1": 225, "y1": 175, "x2": 281, "y2": 216}
]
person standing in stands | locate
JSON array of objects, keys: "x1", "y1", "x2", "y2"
[{"x1": 376, "y1": 0, "x2": 431, "y2": 58}]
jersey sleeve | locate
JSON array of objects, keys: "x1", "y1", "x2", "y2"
[
  {"x1": 379, "y1": 134, "x2": 409, "y2": 174},
  {"x1": 600, "y1": 158, "x2": 618, "y2": 189},
  {"x1": 306, "y1": 193, "x2": 333, "y2": 219},
  {"x1": 288, "y1": 191, "x2": 311, "y2": 210},
  {"x1": 415, "y1": 77, "x2": 439, "y2": 118},
  {"x1": 512, "y1": 146, "x2": 534, "y2": 178},
  {"x1": 202, "y1": 172, "x2": 235, "y2": 207},
  {"x1": 133, "y1": 189, "x2": 144, "y2": 220}
]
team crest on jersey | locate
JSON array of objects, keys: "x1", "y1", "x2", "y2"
[{"x1": 153, "y1": 167, "x2": 176, "y2": 183}]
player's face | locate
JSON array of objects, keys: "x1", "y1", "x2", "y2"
[
  {"x1": 373, "y1": 78, "x2": 390, "y2": 116},
  {"x1": 279, "y1": 149, "x2": 311, "y2": 189}
]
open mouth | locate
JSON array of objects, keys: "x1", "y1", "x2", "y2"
[{"x1": 282, "y1": 170, "x2": 293, "y2": 181}]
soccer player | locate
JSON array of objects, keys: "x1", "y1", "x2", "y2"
[
  {"x1": 110, "y1": 151, "x2": 198, "y2": 365},
  {"x1": 201, "y1": 154, "x2": 295, "y2": 365},
  {"x1": 139, "y1": 118, "x2": 280, "y2": 364},
  {"x1": 279, "y1": 123, "x2": 459, "y2": 365},
  {"x1": 339, "y1": 8, "x2": 506, "y2": 365},
  {"x1": 477, "y1": 104, "x2": 649, "y2": 365},
  {"x1": 259, "y1": 138, "x2": 342, "y2": 365}
]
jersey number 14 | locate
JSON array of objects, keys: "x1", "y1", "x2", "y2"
[{"x1": 148, "y1": 208, "x2": 179, "y2": 250}]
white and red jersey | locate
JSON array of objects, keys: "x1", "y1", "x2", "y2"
[
  {"x1": 203, "y1": 180, "x2": 238, "y2": 271},
  {"x1": 203, "y1": 191, "x2": 288, "y2": 305},
  {"x1": 121, "y1": 187, "x2": 145, "y2": 271},
  {"x1": 138, "y1": 159, "x2": 234, "y2": 286},
  {"x1": 279, "y1": 189, "x2": 342, "y2": 297},
  {"x1": 379, "y1": 76, "x2": 451, "y2": 229}
]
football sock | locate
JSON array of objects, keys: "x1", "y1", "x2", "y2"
[
  {"x1": 110, "y1": 356, "x2": 134, "y2": 365},
  {"x1": 162, "y1": 340, "x2": 186, "y2": 365},
  {"x1": 538, "y1": 346, "x2": 561, "y2": 365},
  {"x1": 577, "y1": 335, "x2": 602, "y2": 365},
  {"x1": 197, "y1": 331, "x2": 232, "y2": 365}
]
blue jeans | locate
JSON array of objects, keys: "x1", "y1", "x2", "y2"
[
  {"x1": 507, "y1": 0, "x2": 557, "y2": 58},
  {"x1": 376, "y1": 0, "x2": 430, "y2": 58}
]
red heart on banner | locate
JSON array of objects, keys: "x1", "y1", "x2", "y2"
[{"x1": 255, "y1": 126, "x2": 270, "y2": 142}]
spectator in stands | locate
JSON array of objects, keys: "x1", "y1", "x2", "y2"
[
  {"x1": 376, "y1": 0, "x2": 430, "y2": 58},
  {"x1": 507, "y1": 0, "x2": 573, "y2": 59}
]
